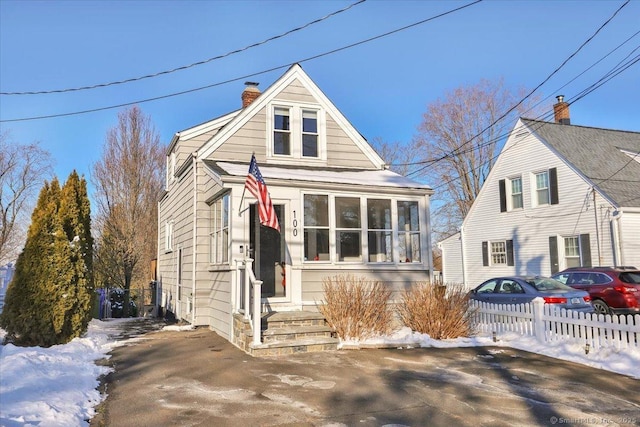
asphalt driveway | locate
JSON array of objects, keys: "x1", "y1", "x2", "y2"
[{"x1": 90, "y1": 319, "x2": 640, "y2": 427}]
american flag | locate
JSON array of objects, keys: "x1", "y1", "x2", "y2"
[{"x1": 245, "y1": 154, "x2": 280, "y2": 232}]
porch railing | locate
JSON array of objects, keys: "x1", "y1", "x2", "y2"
[{"x1": 235, "y1": 258, "x2": 263, "y2": 346}]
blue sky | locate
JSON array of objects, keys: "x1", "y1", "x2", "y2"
[{"x1": 1, "y1": 0, "x2": 638, "y2": 188}]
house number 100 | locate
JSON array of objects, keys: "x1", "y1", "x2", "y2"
[{"x1": 292, "y1": 210, "x2": 298, "y2": 236}]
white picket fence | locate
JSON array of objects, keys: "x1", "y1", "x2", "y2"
[{"x1": 470, "y1": 298, "x2": 640, "y2": 351}]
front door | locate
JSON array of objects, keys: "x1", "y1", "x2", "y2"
[{"x1": 250, "y1": 204, "x2": 286, "y2": 298}]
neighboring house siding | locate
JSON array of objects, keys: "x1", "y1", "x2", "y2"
[
  {"x1": 439, "y1": 233, "x2": 464, "y2": 284},
  {"x1": 461, "y1": 129, "x2": 616, "y2": 286},
  {"x1": 618, "y1": 211, "x2": 640, "y2": 267}
]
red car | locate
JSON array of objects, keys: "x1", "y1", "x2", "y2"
[{"x1": 552, "y1": 267, "x2": 640, "y2": 315}]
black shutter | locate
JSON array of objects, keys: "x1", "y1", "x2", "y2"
[
  {"x1": 580, "y1": 234, "x2": 592, "y2": 267},
  {"x1": 482, "y1": 241, "x2": 489, "y2": 266},
  {"x1": 549, "y1": 236, "x2": 559, "y2": 274},
  {"x1": 549, "y1": 168, "x2": 559, "y2": 205},
  {"x1": 499, "y1": 179, "x2": 507, "y2": 212},
  {"x1": 506, "y1": 239, "x2": 514, "y2": 266}
]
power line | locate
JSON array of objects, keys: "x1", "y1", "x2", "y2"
[
  {"x1": 0, "y1": 0, "x2": 367, "y2": 96},
  {"x1": 0, "y1": 0, "x2": 483, "y2": 123},
  {"x1": 403, "y1": 0, "x2": 631, "y2": 178}
]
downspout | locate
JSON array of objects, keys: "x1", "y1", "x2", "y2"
[
  {"x1": 612, "y1": 209, "x2": 624, "y2": 266},
  {"x1": 592, "y1": 188, "x2": 602, "y2": 266},
  {"x1": 157, "y1": 200, "x2": 161, "y2": 315},
  {"x1": 191, "y1": 154, "x2": 197, "y2": 325},
  {"x1": 460, "y1": 225, "x2": 467, "y2": 287}
]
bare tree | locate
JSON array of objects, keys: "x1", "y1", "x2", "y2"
[
  {"x1": 0, "y1": 132, "x2": 52, "y2": 264},
  {"x1": 92, "y1": 106, "x2": 165, "y2": 316},
  {"x1": 412, "y1": 79, "x2": 540, "y2": 242}
]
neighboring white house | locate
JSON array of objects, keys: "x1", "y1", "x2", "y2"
[
  {"x1": 157, "y1": 64, "x2": 434, "y2": 346},
  {"x1": 0, "y1": 263, "x2": 15, "y2": 313},
  {"x1": 439, "y1": 97, "x2": 640, "y2": 288}
]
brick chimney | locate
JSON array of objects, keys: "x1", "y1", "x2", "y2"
[
  {"x1": 241, "y1": 81, "x2": 260, "y2": 108},
  {"x1": 553, "y1": 95, "x2": 570, "y2": 125}
]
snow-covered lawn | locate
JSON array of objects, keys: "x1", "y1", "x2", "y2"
[{"x1": 0, "y1": 319, "x2": 638, "y2": 427}]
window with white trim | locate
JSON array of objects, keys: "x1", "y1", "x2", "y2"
[
  {"x1": 303, "y1": 194, "x2": 423, "y2": 264},
  {"x1": 302, "y1": 110, "x2": 318, "y2": 157},
  {"x1": 535, "y1": 171, "x2": 550, "y2": 206},
  {"x1": 398, "y1": 201, "x2": 421, "y2": 263},
  {"x1": 510, "y1": 177, "x2": 523, "y2": 209},
  {"x1": 273, "y1": 107, "x2": 291, "y2": 155},
  {"x1": 269, "y1": 104, "x2": 324, "y2": 161},
  {"x1": 336, "y1": 197, "x2": 362, "y2": 262},
  {"x1": 209, "y1": 194, "x2": 230, "y2": 264},
  {"x1": 491, "y1": 241, "x2": 507, "y2": 265},
  {"x1": 564, "y1": 236, "x2": 580, "y2": 268},
  {"x1": 367, "y1": 199, "x2": 392, "y2": 262},
  {"x1": 303, "y1": 195, "x2": 330, "y2": 261},
  {"x1": 165, "y1": 220, "x2": 174, "y2": 252}
]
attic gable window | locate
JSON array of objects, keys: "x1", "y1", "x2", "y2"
[
  {"x1": 269, "y1": 103, "x2": 325, "y2": 161},
  {"x1": 535, "y1": 171, "x2": 550, "y2": 205},
  {"x1": 273, "y1": 107, "x2": 291, "y2": 155},
  {"x1": 533, "y1": 168, "x2": 559, "y2": 207},
  {"x1": 302, "y1": 110, "x2": 318, "y2": 157}
]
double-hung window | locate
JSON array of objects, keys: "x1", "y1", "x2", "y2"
[
  {"x1": 209, "y1": 194, "x2": 229, "y2": 264},
  {"x1": 398, "y1": 201, "x2": 421, "y2": 263},
  {"x1": 165, "y1": 220, "x2": 174, "y2": 252},
  {"x1": 302, "y1": 110, "x2": 318, "y2": 157},
  {"x1": 510, "y1": 177, "x2": 523, "y2": 209},
  {"x1": 535, "y1": 171, "x2": 550, "y2": 206},
  {"x1": 273, "y1": 107, "x2": 291, "y2": 155},
  {"x1": 303, "y1": 195, "x2": 330, "y2": 261},
  {"x1": 335, "y1": 197, "x2": 362, "y2": 262},
  {"x1": 367, "y1": 199, "x2": 392, "y2": 262},
  {"x1": 491, "y1": 241, "x2": 507, "y2": 265},
  {"x1": 270, "y1": 104, "x2": 324, "y2": 160},
  {"x1": 564, "y1": 236, "x2": 580, "y2": 268}
]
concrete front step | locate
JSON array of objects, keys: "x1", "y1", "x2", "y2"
[
  {"x1": 249, "y1": 336, "x2": 339, "y2": 357},
  {"x1": 261, "y1": 325, "x2": 334, "y2": 343},
  {"x1": 233, "y1": 311, "x2": 338, "y2": 356}
]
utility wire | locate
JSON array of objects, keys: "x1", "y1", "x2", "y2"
[
  {"x1": 0, "y1": 0, "x2": 483, "y2": 123},
  {"x1": 0, "y1": 0, "x2": 367, "y2": 96},
  {"x1": 404, "y1": 0, "x2": 631, "y2": 178},
  {"x1": 405, "y1": 46, "x2": 640, "y2": 178}
]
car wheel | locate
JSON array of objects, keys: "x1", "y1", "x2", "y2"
[{"x1": 592, "y1": 300, "x2": 610, "y2": 316}]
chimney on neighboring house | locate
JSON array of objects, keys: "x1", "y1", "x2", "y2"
[
  {"x1": 242, "y1": 81, "x2": 260, "y2": 108},
  {"x1": 553, "y1": 95, "x2": 571, "y2": 125}
]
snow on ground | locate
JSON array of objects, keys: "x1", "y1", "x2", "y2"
[{"x1": 0, "y1": 319, "x2": 638, "y2": 427}]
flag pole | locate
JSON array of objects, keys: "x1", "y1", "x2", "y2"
[{"x1": 238, "y1": 152, "x2": 254, "y2": 216}]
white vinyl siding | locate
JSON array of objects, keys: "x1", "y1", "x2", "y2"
[{"x1": 451, "y1": 119, "x2": 618, "y2": 287}]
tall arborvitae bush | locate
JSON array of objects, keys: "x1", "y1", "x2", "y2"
[{"x1": 0, "y1": 171, "x2": 94, "y2": 347}]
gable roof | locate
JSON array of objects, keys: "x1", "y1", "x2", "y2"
[
  {"x1": 522, "y1": 118, "x2": 640, "y2": 208},
  {"x1": 197, "y1": 63, "x2": 385, "y2": 168}
]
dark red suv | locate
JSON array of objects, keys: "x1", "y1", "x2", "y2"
[{"x1": 552, "y1": 267, "x2": 640, "y2": 315}]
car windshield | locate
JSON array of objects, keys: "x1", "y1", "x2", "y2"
[
  {"x1": 619, "y1": 271, "x2": 640, "y2": 284},
  {"x1": 525, "y1": 277, "x2": 572, "y2": 291}
]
